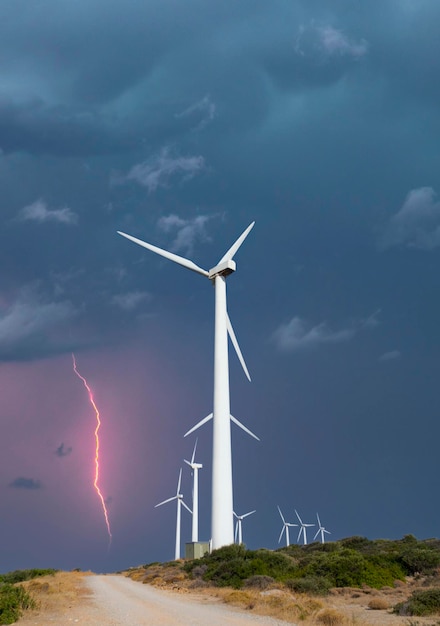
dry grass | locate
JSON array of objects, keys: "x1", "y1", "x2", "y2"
[
  {"x1": 367, "y1": 596, "x2": 390, "y2": 610},
  {"x1": 18, "y1": 571, "x2": 92, "y2": 622},
  {"x1": 315, "y1": 609, "x2": 347, "y2": 626},
  {"x1": 203, "y1": 586, "x2": 324, "y2": 623}
]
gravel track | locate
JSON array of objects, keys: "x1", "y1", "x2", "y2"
[{"x1": 64, "y1": 575, "x2": 290, "y2": 626}]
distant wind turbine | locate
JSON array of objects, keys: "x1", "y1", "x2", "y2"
[
  {"x1": 119, "y1": 222, "x2": 258, "y2": 549},
  {"x1": 277, "y1": 506, "x2": 298, "y2": 547},
  {"x1": 184, "y1": 438, "x2": 203, "y2": 543},
  {"x1": 233, "y1": 509, "x2": 256, "y2": 545},
  {"x1": 313, "y1": 513, "x2": 331, "y2": 544},
  {"x1": 155, "y1": 468, "x2": 191, "y2": 560},
  {"x1": 295, "y1": 509, "x2": 315, "y2": 545}
]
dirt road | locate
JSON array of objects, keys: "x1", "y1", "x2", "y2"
[{"x1": 22, "y1": 574, "x2": 292, "y2": 626}]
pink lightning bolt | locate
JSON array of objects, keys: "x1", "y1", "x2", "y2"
[{"x1": 72, "y1": 353, "x2": 112, "y2": 547}]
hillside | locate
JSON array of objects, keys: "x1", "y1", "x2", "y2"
[
  {"x1": 124, "y1": 535, "x2": 440, "y2": 625},
  {"x1": 3, "y1": 536, "x2": 440, "y2": 624}
]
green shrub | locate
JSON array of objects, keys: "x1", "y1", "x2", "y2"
[
  {"x1": 394, "y1": 588, "x2": 440, "y2": 616},
  {"x1": 0, "y1": 569, "x2": 57, "y2": 585},
  {"x1": 0, "y1": 584, "x2": 36, "y2": 625},
  {"x1": 243, "y1": 575, "x2": 275, "y2": 590},
  {"x1": 286, "y1": 575, "x2": 332, "y2": 595},
  {"x1": 183, "y1": 535, "x2": 440, "y2": 592},
  {"x1": 399, "y1": 547, "x2": 440, "y2": 575}
]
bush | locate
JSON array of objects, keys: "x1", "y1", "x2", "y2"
[
  {"x1": 394, "y1": 588, "x2": 440, "y2": 616},
  {"x1": 399, "y1": 547, "x2": 440, "y2": 575},
  {"x1": 368, "y1": 596, "x2": 389, "y2": 610},
  {"x1": 316, "y1": 608, "x2": 346, "y2": 625},
  {"x1": 0, "y1": 569, "x2": 57, "y2": 585},
  {"x1": 243, "y1": 575, "x2": 275, "y2": 590},
  {"x1": 285, "y1": 575, "x2": 332, "y2": 596},
  {"x1": 0, "y1": 584, "x2": 36, "y2": 625}
]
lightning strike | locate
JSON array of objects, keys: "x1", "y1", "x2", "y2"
[{"x1": 72, "y1": 353, "x2": 112, "y2": 547}]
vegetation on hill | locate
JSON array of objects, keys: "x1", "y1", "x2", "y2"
[
  {"x1": 182, "y1": 535, "x2": 440, "y2": 592},
  {"x1": 0, "y1": 568, "x2": 57, "y2": 624}
]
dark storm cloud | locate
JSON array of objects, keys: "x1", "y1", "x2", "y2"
[
  {"x1": 0, "y1": 285, "x2": 78, "y2": 362},
  {"x1": 55, "y1": 443, "x2": 72, "y2": 458},
  {"x1": 0, "y1": 98, "x2": 135, "y2": 157},
  {"x1": 9, "y1": 477, "x2": 43, "y2": 490}
]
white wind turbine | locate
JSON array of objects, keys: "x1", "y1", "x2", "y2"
[
  {"x1": 155, "y1": 468, "x2": 191, "y2": 560},
  {"x1": 233, "y1": 509, "x2": 256, "y2": 545},
  {"x1": 313, "y1": 513, "x2": 331, "y2": 544},
  {"x1": 184, "y1": 438, "x2": 203, "y2": 543},
  {"x1": 295, "y1": 509, "x2": 315, "y2": 546},
  {"x1": 118, "y1": 222, "x2": 258, "y2": 549},
  {"x1": 277, "y1": 506, "x2": 298, "y2": 547}
]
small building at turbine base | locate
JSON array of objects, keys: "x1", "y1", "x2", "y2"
[{"x1": 185, "y1": 542, "x2": 210, "y2": 560}]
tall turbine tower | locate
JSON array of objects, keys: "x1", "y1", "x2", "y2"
[
  {"x1": 155, "y1": 468, "x2": 191, "y2": 560},
  {"x1": 184, "y1": 438, "x2": 203, "y2": 543},
  {"x1": 118, "y1": 222, "x2": 257, "y2": 549}
]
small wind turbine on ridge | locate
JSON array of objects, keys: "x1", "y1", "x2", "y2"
[
  {"x1": 118, "y1": 221, "x2": 259, "y2": 549},
  {"x1": 277, "y1": 506, "x2": 298, "y2": 547},
  {"x1": 233, "y1": 509, "x2": 256, "y2": 545},
  {"x1": 184, "y1": 438, "x2": 203, "y2": 543},
  {"x1": 295, "y1": 509, "x2": 315, "y2": 545},
  {"x1": 155, "y1": 468, "x2": 191, "y2": 560},
  {"x1": 314, "y1": 513, "x2": 331, "y2": 544}
]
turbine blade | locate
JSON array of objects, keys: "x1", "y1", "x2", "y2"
[
  {"x1": 317, "y1": 513, "x2": 321, "y2": 527},
  {"x1": 243, "y1": 510, "x2": 256, "y2": 518},
  {"x1": 313, "y1": 529, "x2": 320, "y2": 541},
  {"x1": 155, "y1": 495, "x2": 177, "y2": 507},
  {"x1": 235, "y1": 522, "x2": 239, "y2": 542},
  {"x1": 277, "y1": 506, "x2": 286, "y2": 524},
  {"x1": 295, "y1": 509, "x2": 303, "y2": 524},
  {"x1": 278, "y1": 525, "x2": 285, "y2": 544},
  {"x1": 230, "y1": 414, "x2": 260, "y2": 441},
  {"x1": 324, "y1": 529, "x2": 331, "y2": 535},
  {"x1": 227, "y1": 313, "x2": 251, "y2": 382},
  {"x1": 297, "y1": 527, "x2": 302, "y2": 543},
  {"x1": 176, "y1": 468, "x2": 182, "y2": 494},
  {"x1": 181, "y1": 500, "x2": 192, "y2": 514},
  {"x1": 184, "y1": 459, "x2": 192, "y2": 467},
  {"x1": 184, "y1": 413, "x2": 213, "y2": 437},
  {"x1": 117, "y1": 231, "x2": 209, "y2": 277},
  {"x1": 191, "y1": 438, "x2": 198, "y2": 464},
  {"x1": 218, "y1": 222, "x2": 255, "y2": 264}
]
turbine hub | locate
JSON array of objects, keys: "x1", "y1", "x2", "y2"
[{"x1": 208, "y1": 259, "x2": 236, "y2": 279}]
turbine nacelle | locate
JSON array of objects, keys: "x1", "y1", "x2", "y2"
[{"x1": 208, "y1": 259, "x2": 236, "y2": 279}]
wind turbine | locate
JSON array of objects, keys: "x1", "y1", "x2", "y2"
[
  {"x1": 155, "y1": 468, "x2": 191, "y2": 560},
  {"x1": 233, "y1": 509, "x2": 256, "y2": 545},
  {"x1": 184, "y1": 438, "x2": 203, "y2": 543},
  {"x1": 118, "y1": 222, "x2": 258, "y2": 549},
  {"x1": 313, "y1": 513, "x2": 331, "y2": 544},
  {"x1": 295, "y1": 509, "x2": 315, "y2": 545},
  {"x1": 277, "y1": 506, "x2": 298, "y2": 547}
]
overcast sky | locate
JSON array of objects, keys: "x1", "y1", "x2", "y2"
[{"x1": 1, "y1": 0, "x2": 440, "y2": 572}]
